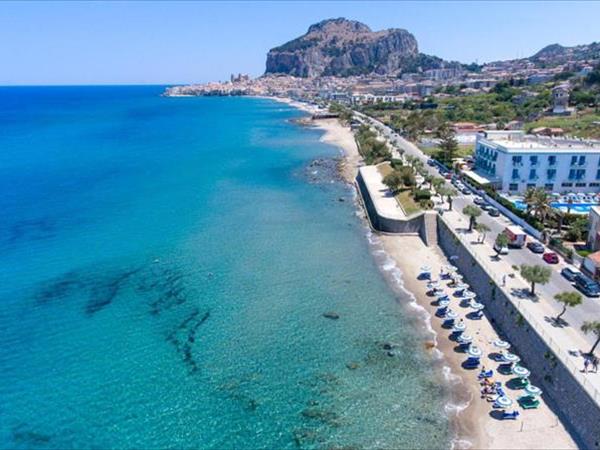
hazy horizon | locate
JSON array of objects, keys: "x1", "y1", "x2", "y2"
[{"x1": 2, "y1": 1, "x2": 600, "y2": 85}]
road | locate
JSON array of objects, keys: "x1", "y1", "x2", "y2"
[{"x1": 358, "y1": 112, "x2": 600, "y2": 348}]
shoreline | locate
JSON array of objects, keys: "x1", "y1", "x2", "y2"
[{"x1": 277, "y1": 95, "x2": 576, "y2": 449}]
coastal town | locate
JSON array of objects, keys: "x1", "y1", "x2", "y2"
[{"x1": 165, "y1": 17, "x2": 600, "y2": 449}]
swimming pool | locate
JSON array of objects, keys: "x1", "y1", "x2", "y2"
[{"x1": 512, "y1": 199, "x2": 596, "y2": 214}]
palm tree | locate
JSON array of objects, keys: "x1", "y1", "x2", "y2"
[
  {"x1": 523, "y1": 187, "x2": 537, "y2": 216},
  {"x1": 463, "y1": 205, "x2": 483, "y2": 231},
  {"x1": 520, "y1": 264, "x2": 552, "y2": 296},
  {"x1": 553, "y1": 292, "x2": 583, "y2": 323},
  {"x1": 475, "y1": 223, "x2": 491, "y2": 244},
  {"x1": 530, "y1": 188, "x2": 553, "y2": 224},
  {"x1": 581, "y1": 321, "x2": 600, "y2": 355}
]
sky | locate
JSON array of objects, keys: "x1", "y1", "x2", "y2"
[{"x1": 1, "y1": 1, "x2": 600, "y2": 85}]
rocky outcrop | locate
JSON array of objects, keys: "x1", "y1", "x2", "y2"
[{"x1": 265, "y1": 18, "x2": 444, "y2": 77}]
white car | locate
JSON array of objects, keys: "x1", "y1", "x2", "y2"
[{"x1": 494, "y1": 242, "x2": 509, "y2": 255}]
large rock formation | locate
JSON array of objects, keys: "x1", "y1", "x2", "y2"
[{"x1": 265, "y1": 18, "x2": 446, "y2": 77}]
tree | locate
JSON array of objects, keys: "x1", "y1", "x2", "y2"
[
  {"x1": 436, "y1": 123, "x2": 459, "y2": 165},
  {"x1": 530, "y1": 188, "x2": 553, "y2": 224},
  {"x1": 520, "y1": 264, "x2": 552, "y2": 296},
  {"x1": 553, "y1": 291, "x2": 582, "y2": 323},
  {"x1": 581, "y1": 321, "x2": 600, "y2": 355},
  {"x1": 399, "y1": 166, "x2": 416, "y2": 187},
  {"x1": 439, "y1": 186, "x2": 457, "y2": 210},
  {"x1": 463, "y1": 205, "x2": 483, "y2": 231},
  {"x1": 494, "y1": 233, "x2": 509, "y2": 257},
  {"x1": 565, "y1": 216, "x2": 589, "y2": 242},
  {"x1": 423, "y1": 174, "x2": 434, "y2": 190},
  {"x1": 475, "y1": 223, "x2": 491, "y2": 244},
  {"x1": 523, "y1": 187, "x2": 538, "y2": 217},
  {"x1": 383, "y1": 171, "x2": 403, "y2": 194},
  {"x1": 431, "y1": 177, "x2": 445, "y2": 195}
]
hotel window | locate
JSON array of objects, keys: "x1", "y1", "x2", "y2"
[
  {"x1": 569, "y1": 169, "x2": 577, "y2": 180},
  {"x1": 530, "y1": 155, "x2": 538, "y2": 165},
  {"x1": 577, "y1": 169, "x2": 586, "y2": 179},
  {"x1": 571, "y1": 155, "x2": 578, "y2": 165},
  {"x1": 575, "y1": 183, "x2": 587, "y2": 187},
  {"x1": 509, "y1": 183, "x2": 519, "y2": 191},
  {"x1": 529, "y1": 169, "x2": 537, "y2": 180},
  {"x1": 512, "y1": 156, "x2": 522, "y2": 166},
  {"x1": 512, "y1": 169, "x2": 520, "y2": 180},
  {"x1": 548, "y1": 155, "x2": 557, "y2": 166},
  {"x1": 590, "y1": 182, "x2": 600, "y2": 187},
  {"x1": 526, "y1": 183, "x2": 536, "y2": 189},
  {"x1": 544, "y1": 183, "x2": 554, "y2": 191},
  {"x1": 547, "y1": 169, "x2": 556, "y2": 180},
  {"x1": 561, "y1": 182, "x2": 573, "y2": 187},
  {"x1": 579, "y1": 155, "x2": 586, "y2": 166},
  {"x1": 596, "y1": 168, "x2": 600, "y2": 180}
]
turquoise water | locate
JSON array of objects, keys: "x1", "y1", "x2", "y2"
[{"x1": 0, "y1": 87, "x2": 450, "y2": 449}]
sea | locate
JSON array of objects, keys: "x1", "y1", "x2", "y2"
[{"x1": 0, "y1": 86, "x2": 452, "y2": 449}]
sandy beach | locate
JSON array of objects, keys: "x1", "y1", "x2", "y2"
[{"x1": 380, "y1": 235, "x2": 577, "y2": 449}]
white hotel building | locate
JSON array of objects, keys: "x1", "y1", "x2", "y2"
[{"x1": 471, "y1": 131, "x2": 600, "y2": 194}]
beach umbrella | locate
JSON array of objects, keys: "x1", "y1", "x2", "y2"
[
  {"x1": 427, "y1": 281, "x2": 441, "y2": 290},
  {"x1": 448, "y1": 265, "x2": 459, "y2": 272},
  {"x1": 513, "y1": 366, "x2": 531, "y2": 378},
  {"x1": 437, "y1": 300, "x2": 450, "y2": 308},
  {"x1": 502, "y1": 352, "x2": 520, "y2": 364},
  {"x1": 445, "y1": 310, "x2": 459, "y2": 320},
  {"x1": 494, "y1": 396, "x2": 513, "y2": 408},
  {"x1": 453, "y1": 322, "x2": 466, "y2": 333},
  {"x1": 455, "y1": 283, "x2": 468, "y2": 291},
  {"x1": 449, "y1": 255, "x2": 459, "y2": 261},
  {"x1": 462, "y1": 290, "x2": 476, "y2": 299},
  {"x1": 467, "y1": 346, "x2": 483, "y2": 358},
  {"x1": 470, "y1": 302, "x2": 485, "y2": 311},
  {"x1": 458, "y1": 334, "x2": 473, "y2": 344},
  {"x1": 493, "y1": 340, "x2": 511, "y2": 350},
  {"x1": 420, "y1": 265, "x2": 432, "y2": 273},
  {"x1": 435, "y1": 291, "x2": 449, "y2": 299},
  {"x1": 525, "y1": 385, "x2": 542, "y2": 396}
]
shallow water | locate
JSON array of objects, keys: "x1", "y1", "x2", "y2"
[{"x1": 0, "y1": 87, "x2": 451, "y2": 449}]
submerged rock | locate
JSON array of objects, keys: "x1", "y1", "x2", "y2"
[
  {"x1": 322, "y1": 311, "x2": 340, "y2": 320},
  {"x1": 346, "y1": 361, "x2": 360, "y2": 370}
]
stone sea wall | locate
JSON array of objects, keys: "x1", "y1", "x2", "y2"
[
  {"x1": 355, "y1": 172, "x2": 437, "y2": 245},
  {"x1": 437, "y1": 215, "x2": 600, "y2": 449}
]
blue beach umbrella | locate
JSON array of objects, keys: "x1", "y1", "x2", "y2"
[
  {"x1": 458, "y1": 334, "x2": 473, "y2": 344},
  {"x1": 493, "y1": 340, "x2": 510, "y2": 350},
  {"x1": 502, "y1": 352, "x2": 520, "y2": 364},
  {"x1": 445, "y1": 310, "x2": 459, "y2": 320},
  {"x1": 470, "y1": 301, "x2": 485, "y2": 310},
  {"x1": 494, "y1": 396, "x2": 512, "y2": 408},
  {"x1": 438, "y1": 299, "x2": 450, "y2": 308},
  {"x1": 525, "y1": 385, "x2": 542, "y2": 396},
  {"x1": 513, "y1": 366, "x2": 531, "y2": 378},
  {"x1": 467, "y1": 346, "x2": 483, "y2": 358},
  {"x1": 453, "y1": 322, "x2": 466, "y2": 333}
]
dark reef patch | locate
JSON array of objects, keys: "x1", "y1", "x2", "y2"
[
  {"x1": 8, "y1": 217, "x2": 57, "y2": 245},
  {"x1": 85, "y1": 267, "x2": 143, "y2": 316},
  {"x1": 135, "y1": 265, "x2": 188, "y2": 315},
  {"x1": 166, "y1": 308, "x2": 210, "y2": 374},
  {"x1": 34, "y1": 271, "x2": 83, "y2": 305},
  {"x1": 11, "y1": 424, "x2": 52, "y2": 446}
]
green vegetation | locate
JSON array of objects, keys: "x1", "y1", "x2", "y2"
[
  {"x1": 553, "y1": 292, "x2": 583, "y2": 323},
  {"x1": 328, "y1": 102, "x2": 353, "y2": 123},
  {"x1": 355, "y1": 125, "x2": 391, "y2": 164},
  {"x1": 378, "y1": 163, "x2": 423, "y2": 215},
  {"x1": 526, "y1": 112, "x2": 600, "y2": 139},
  {"x1": 520, "y1": 264, "x2": 552, "y2": 296},
  {"x1": 581, "y1": 321, "x2": 600, "y2": 355},
  {"x1": 494, "y1": 233, "x2": 510, "y2": 257},
  {"x1": 462, "y1": 205, "x2": 482, "y2": 231},
  {"x1": 475, "y1": 223, "x2": 491, "y2": 243}
]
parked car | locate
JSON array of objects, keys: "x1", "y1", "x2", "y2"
[
  {"x1": 574, "y1": 274, "x2": 600, "y2": 297},
  {"x1": 461, "y1": 187, "x2": 471, "y2": 195},
  {"x1": 526, "y1": 241, "x2": 545, "y2": 254},
  {"x1": 561, "y1": 267, "x2": 581, "y2": 282},
  {"x1": 473, "y1": 196, "x2": 485, "y2": 206},
  {"x1": 494, "y1": 242, "x2": 509, "y2": 255},
  {"x1": 543, "y1": 252, "x2": 559, "y2": 264},
  {"x1": 488, "y1": 207, "x2": 500, "y2": 217},
  {"x1": 427, "y1": 159, "x2": 435, "y2": 166}
]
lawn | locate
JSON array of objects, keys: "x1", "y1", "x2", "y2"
[
  {"x1": 419, "y1": 144, "x2": 474, "y2": 159},
  {"x1": 376, "y1": 163, "x2": 422, "y2": 216}
]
